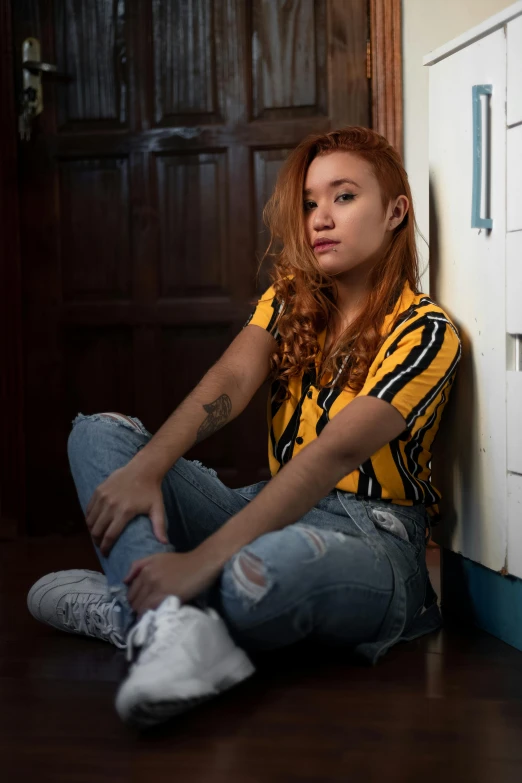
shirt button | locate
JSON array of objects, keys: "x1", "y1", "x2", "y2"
[{"x1": 296, "y1": 436, "x2": 304, "y2": 445}]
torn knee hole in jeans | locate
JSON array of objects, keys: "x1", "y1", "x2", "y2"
[
  {"x1": 97, "y1": 413, "x2": 145, "y2": 433},
  {"x1": 189, "y1": 459, "x2": 218, "y2": 478},
  {"x1": 229, "y1": 528, "x2": 348, "y2": 604},
  {"x1": 295, "y1": 524, "x2": 347, "y2": 559},
  {"x1": 231, "y1": 551, "x2": 270, "y2": 602},
  {"x1": 73, "y1": 412, "x2": 147, "y2": 435}
]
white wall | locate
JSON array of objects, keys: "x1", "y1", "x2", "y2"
[{"x1": 402, "y1": 0, "x2": 514, "y2": 291}]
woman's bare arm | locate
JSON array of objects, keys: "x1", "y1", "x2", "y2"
[
  {"x1": 130, "y1": 324, "x2": 276, "y2": 480},
  {"x1": 198, "y1": 396, "x2": 407, "y2": 568}
]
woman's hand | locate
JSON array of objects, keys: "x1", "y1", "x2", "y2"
[
  {"x1": 85, "y1": 463, "x2": 168, "y2": 556},
  {"x1": 123, "y1": 549, "x2": 223, "y2": 617}
]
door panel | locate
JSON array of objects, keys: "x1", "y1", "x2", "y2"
[
  {"x1": 59, "y1": 158, "x2": 132, "y2": 301},
  {"x1": 55, "y1": 0, "x2": 128, "y2": 129},
  {"x1": 14, "y1": 0, "x2": 370, "y2": 534},
  {"x1": 251, "y1": 0, "x2": 327, "y2": 121},
  {"x1": 152, "y1": 0, "x2": 225, "y2": 126}
]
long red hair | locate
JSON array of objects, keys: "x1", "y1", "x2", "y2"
[{"x1": 260, "y1": 126, "x2": 421, "y2": 399}]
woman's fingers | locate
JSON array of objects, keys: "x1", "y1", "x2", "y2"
[
  {"x1": 134, "y1": 588, "x2": 165, "y2": 618},
  {"x1": 85, "y1": 493, "x2": 103, "y2": 531},
  {"x1": 85, "y1": 490, "x2": 98, "y2": 520},
  {"x1": 99, "y1": 514, "x2": 131, "y2": 556},
  {"x1": 128, "y1": 579, "x2": 150, "y2": 613},
  {"x1": 126, "y1": 575, "x2": 139, "y2": 605},
  {"x1": 84, "y1": 472, "x2": 168, "y2": 556},
  {"x1": 123, "y1": 559, "x2": 147, "y2": 585},
  {"x1": 89, "y1": 505, "x2": 112, "y2": 539},
  {"x1": 150, "y1": 502, "x2": 168, "y2": 545}
]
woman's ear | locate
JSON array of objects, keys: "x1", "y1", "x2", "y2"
[{"x1": 389, "y1": 195, "x2": 409, "y2": 230}]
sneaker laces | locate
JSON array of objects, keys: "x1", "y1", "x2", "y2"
[
  {"x1": 125, "y1": 596, "x2": 189, "y2": 666},
  {"x1": 63, "y1": 593, "x2": 127, "y2": 649}
]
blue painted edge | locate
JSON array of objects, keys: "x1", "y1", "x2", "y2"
[
  {"x1": 471, "y1": 84, "x2": 493, "y2": 230},
  {"x1": 441, "y1": 547, "x2": 522, "y2": 652}
]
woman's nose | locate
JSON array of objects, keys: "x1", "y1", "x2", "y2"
[{"x1": 312, "y1": 208, "x2": 334, "y2": 230}]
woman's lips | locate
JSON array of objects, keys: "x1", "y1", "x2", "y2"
[{"x1": 313, "y1": 241, "x2": 339, "y2": 253}]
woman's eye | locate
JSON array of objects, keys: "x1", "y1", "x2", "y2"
[{"x1": 304, "y1": 194, "x2": 354, "y2": 211}]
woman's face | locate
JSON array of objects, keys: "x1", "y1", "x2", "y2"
[{"x1": 303, "y1": 151, "x2": 408, "y2": 278}]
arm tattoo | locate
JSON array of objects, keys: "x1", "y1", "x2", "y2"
[{"x1": 194, "y1": 394, "x2": 232, "y2": 445}]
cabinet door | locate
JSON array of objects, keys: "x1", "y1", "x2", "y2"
[
  {"x1": 507, "y1": 15, "x2": 522, "y2": 127},
  {"x1": 506, "y1": 232, "x2": 522, "y2": 482},
  {"x1": 508, "y1": 473, "x2": 522, "y2": 579},
  {"x1": 507, "y1": 125, "x2": 522, "y2": 231},
  {"x1": 428, "y1": 29, "x2": 506, "y2": 571}
]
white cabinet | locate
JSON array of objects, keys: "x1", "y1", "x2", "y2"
[
  {"x1": 508, "y1": 474, "x2": 522, "y2": 577},
  {"x1": 508, "y1": 373, "x2": 522, "y2": 475},
  {"x1": 425, "y1": 2, "x2": 522, "y2": 575},
  {"x1": 507, "y1": 232, "x2": 522, "y2": 334},
  {"x1": 507, "y1": 126, "x2": 522, "y2": 232},
  {"x1": 507, "y1": 15, "x2": 522, "y2": 126}
]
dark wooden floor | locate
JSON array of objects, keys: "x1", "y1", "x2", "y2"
[{"x1": 3, "y1": 535, "x2": 522, "y2": 783}]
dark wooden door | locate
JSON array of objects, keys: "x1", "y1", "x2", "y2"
[{"x1": 13, "y1": 0, "x2": 370, "y2": 535}]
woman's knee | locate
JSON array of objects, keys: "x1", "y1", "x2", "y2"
[
  {"x1": 217, "y1": 549, "x2": 314, "y2": 651},
  {"x1": 220, "y1": 525, "x2": 347, "y2": 608},
  {"x1": 67, "y1": 412, "x2": 147, "y2": 465},
  {"x1": 216, "y1": 530, "x2": 319, "y2": 647},
  {"x1": 216, "y1": 524, "x2": 393, "y2": 649}
]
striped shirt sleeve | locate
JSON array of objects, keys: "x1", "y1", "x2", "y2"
[
  {"x1": 243, "y1": 284, "x2": 284, "y2": 338},
  {"x1": 357, "y1": 314, "x2": 462, "y2": 430}
]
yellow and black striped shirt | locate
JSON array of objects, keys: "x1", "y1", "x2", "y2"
[{"x1": 245, "y1": 281, "x2": 462, "y2": 520}]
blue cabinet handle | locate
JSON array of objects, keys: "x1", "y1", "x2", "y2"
[{"x1": 472, "y1": 84, "x2": 493, "y2": 229}]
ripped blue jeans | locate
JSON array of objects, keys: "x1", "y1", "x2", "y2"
[{"x1": 67, "y1": 412, "x2": 442, "y2": 666}]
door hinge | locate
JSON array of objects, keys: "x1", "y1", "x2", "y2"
[{"x1": 366, "y1": 39, "x2": 371, "y2": 79}]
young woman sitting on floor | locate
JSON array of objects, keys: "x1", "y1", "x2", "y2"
[{"x1": 28, "y1": 126, "x2": 461, "y2": 729}]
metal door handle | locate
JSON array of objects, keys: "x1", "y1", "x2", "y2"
[
  {"x1": 23, "y1": 60, "x2": 58, "y2": 74},
  {"x1": 18, "y1": 38, "x2": 71, "y2": 140},
  {"x1": 508, "y1": 334, "x2": 522, "y2": 372},
  {"x1": 471, "y1": 84, "x2": 493, "y2": 229}
]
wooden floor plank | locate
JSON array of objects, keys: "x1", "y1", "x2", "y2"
[{"x1": 3, "y1": 535, "x2": 522, "y2": 782}]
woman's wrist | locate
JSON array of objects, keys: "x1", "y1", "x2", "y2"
[
  {"x1": 127, "y1": 446, "x2": 170, "y2": 482},
  {"x1": 196, "y1": 531, "x2": 237, "y2": 573}
]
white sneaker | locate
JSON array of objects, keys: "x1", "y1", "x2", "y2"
[
  {"x1": 115, "y1": 595, "x2": 255, "y2": 727},
  {"x1": 27, "y1": 569, "x2": 127, "y2": 649}
]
